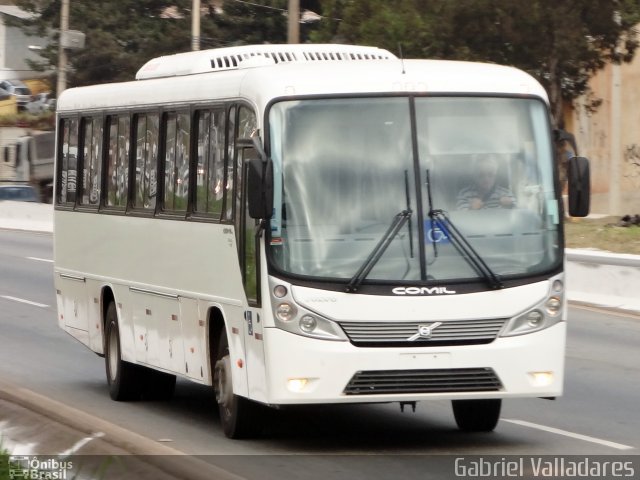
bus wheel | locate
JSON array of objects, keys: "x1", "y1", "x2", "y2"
[
  {"x1": 105, "y1": 302, "x2": 144, "y2": 401},
  {"x1": 213, "y1": 329, "x2": 257, "y2": 439},
  {"x1": 451, "y1": 399, "x2": 501, "y2": 432}
]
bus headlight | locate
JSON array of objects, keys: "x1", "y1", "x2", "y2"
[
  {"x1": 270, "y1": 279, "x2": 347, "y2": 341},
  {"x1": 275, "y1": 302, "x2": 296, "y2": 322},
  {"x1": 500, "y1": 275, "x2": 564, "y2": 337},
  {"x1": 546, "y1": 296, "x2": 561, "y2": 316},
  {"x1": 274, "y1": 308, "x2": 346, "y2": 341}
]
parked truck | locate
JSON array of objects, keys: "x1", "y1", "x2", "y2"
[{"x1": 0, "y1": 127, "x2": 54, "y2": 203}]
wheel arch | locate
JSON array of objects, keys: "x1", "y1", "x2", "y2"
[
  {"x1": 99, "y1": 285, "x2": 117, "y2": 356},
  {"x1": 207, "y1": 306, "x2": 226, "y2": 381}
]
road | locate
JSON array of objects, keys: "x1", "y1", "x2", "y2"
[{"x1": 1, "y1": 229, "x2": 638, "y2": 479}]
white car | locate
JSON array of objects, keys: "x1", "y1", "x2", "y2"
[
  {"x1": 26, "y1": 92, "x2": 55, "y2": 114},
  {"x1": 0, "y1": 80, "x2": 33, "y2": 111}
]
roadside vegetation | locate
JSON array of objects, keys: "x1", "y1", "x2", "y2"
[
  {"x1": 565, "y1": 216, "x2": 640, "y2": 255},
  {"x1": 0, "y1": 445, "x2": 9, "y2": 480},
  {"x1": 0, "y1": 112, "x2": 55, "y2": 131}
]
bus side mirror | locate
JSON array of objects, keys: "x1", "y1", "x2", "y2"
[
  {"x1": 247, "y1": 157, "x2": 273, "y2": 219},
  {"x1": 567, "y1": 156, "x2": 590, "y2": 217}
]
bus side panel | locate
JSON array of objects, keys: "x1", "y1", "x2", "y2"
[
  {"x1": 180, "y1": 297, "x2": 207, "y2": 383},
  {"x1": 85, "y1": 279, "x2": 104, "y2": 354},
  {"x1": 56, "y1": 274, "x2": 89, "y2": 345},
  {"x1": 223, "y1": 303, "x2": 250, "y2": 398}
]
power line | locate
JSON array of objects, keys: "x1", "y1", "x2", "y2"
[{"x1": 228, "y1": 0, "x2": 287, "y2": 13}]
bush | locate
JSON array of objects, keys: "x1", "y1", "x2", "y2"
[{"x1": 0, "y1": 112, "x2": 55, "y2": 130}]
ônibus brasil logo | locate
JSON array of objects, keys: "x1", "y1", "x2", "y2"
[{"x1": 392, "y1": 286, "x2": 457, "y2": 295}]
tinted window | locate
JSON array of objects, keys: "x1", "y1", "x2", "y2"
[
  {"x1": 80, "y1": 117, "x2": 103, "y2": 206},
  {"x1": 57, "y1": 117, "x2": 79, "y2": 205},
  {"x1": 134, "y1": 114, "x2": 159, "y2": 210},
  {"x1": 164, "y1": 112, "x2": 190, "y2": 212},
  {"x1": 195, "y1": 109, "x2": 225, "y2": 217},
  {"x1": 106, "y1": 115, "x2": 130, "y2": 208}
]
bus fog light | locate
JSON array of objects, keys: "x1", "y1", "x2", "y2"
[
  {"x1": 299, "y1": 315, "x2": 317, "y2": 333},
  {"x1": 287, "y1": 378, "x2": 308, "y2": 392},
  {"x1": 276, "y1": 303, "x2": 296, "y2": 322},
  {"x1": 529, "y1": 371, "x2": 554, "y2": 387},
  {"x1": 526, "y1": 310, "x2": 544, "y2": 327},
  {"x1": 546, "y1": 296, "x2": 561, "y2": 316},
  {"x1": 273, "y1": 285, "x2": 288, "y2": 298}
]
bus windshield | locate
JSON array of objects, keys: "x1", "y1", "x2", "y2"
[{"x1": 267, "y1": 96, "x2": 560, "y2": 285}]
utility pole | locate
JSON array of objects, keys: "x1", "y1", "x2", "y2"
[
  {"x1": 288, "y1": 0, "x2": 299, "y2": 44},
  {"x1": 57, "y1": 0, "x2": 69, "y2": 95},
  {"x1": 192, "y1": 0, "x2": 201, "y2": 51}
]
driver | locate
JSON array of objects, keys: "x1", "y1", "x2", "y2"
[{"x1": 456, "y1": 155, "x2": 515, "y2": 210}]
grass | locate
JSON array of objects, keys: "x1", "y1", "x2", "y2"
[{"x1": 565, "y1": 216, "x2": 640, "y2": 255}]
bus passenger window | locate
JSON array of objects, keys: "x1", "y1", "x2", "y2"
[
  {"x1": 195, "y1": 109, "x2": 225, "y2": 218},
  {"x1": 57, "y1": 117, "x2": 78, "y2": 205},
  {"x1": 163, "y1": 112, "x2": 190, "y2": 212},
  {"x1": 106, "y1": 115, "x2": 129, "y2": 208},
  {"x1": 134, "y1": 114, "x2": 159, "y2": 210},
  {"x1": 80, "y1": 117, "x2": 102, "y2": 207}
]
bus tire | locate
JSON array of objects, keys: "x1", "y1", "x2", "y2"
[
  {"x1": 105, "y1": 302, "x2": 144, "y2": 401},
  {"x1": 452, "y1": 399, "x2": 501, "y2": 432},
  {"x1": 213, "y1": 328, "x2": 257, "y2": 439}
]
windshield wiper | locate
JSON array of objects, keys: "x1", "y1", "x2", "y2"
[
  {"x1": 346, "y1": 209, "x2": 412, "y2": 293},
  {"x1": 428, "y1": 208, "x2": 504, "y2": 289},
  {"x1": 423, "y1": 168, "x2": 502, "y2": 289}
]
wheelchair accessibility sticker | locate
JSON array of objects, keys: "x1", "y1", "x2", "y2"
[{"x1": 425, "y1": 219, "x2": 450, "y2": 244}]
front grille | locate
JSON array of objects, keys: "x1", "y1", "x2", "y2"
[
  {"x1": 338, "y1": 319, "x2": 507, "y2": 346},
  {"x1": 344, "y1": 368, "x2": 503, "y2": 395}
]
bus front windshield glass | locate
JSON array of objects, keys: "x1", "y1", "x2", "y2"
[{"x1": 268, "y1": 96, "x2": 560, "y2": 285}]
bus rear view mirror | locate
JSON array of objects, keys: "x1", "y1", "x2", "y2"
[
  {"x1": 247, "y1": 156, "x2": 273, "y2": 219},
  {"x1": 567, "y1": 156, "x2": 590, "y2": 218}
]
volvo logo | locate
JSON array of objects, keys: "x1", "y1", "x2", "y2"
[
  {"x1": 392, "y1": 286, "x2": 457, "y2": 295},
  {"x1": 407, "y1": 322, "x2": 443, "y2": 341}
]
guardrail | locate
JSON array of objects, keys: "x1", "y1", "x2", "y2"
[{"x1": 566, "y1": 248, "x2": 640, "y2": 313}]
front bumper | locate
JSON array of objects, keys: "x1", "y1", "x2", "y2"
[{"x1": 261, "y1": 322, "x2": 565, "y2": 404}]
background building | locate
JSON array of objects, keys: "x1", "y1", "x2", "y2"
[
  {"x1": 569, "y1": 42, "x2": 640, "y2": 215},
  {"x1": 0, "y1": 4, "x2": 48, "y2": 81}
]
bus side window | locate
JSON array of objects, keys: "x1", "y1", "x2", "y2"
[
  {"x1": 235, "y1": 106, "x2": 257, "y2": 221},
  {"x1": 163, "y1": 111, "x2": 190, "y2": 212},
  {"x1": 133, "y1": 113, "x2": 159, "y2": 210},
  {"x1": 57, "y1": 117, "x2": 78, "y2": 205},
  {"x1": 106, "y1": 115, "x2": 129, "y2": 208},
  {"x1": 224, "y1": 105, "x2": 236, "y2": 221},
  {"x1": 79, "y1": 116, "x2": 103, "y2": 207},
  {"x1": 195, "y1": 109, "x2": 225, "y2": 218}
]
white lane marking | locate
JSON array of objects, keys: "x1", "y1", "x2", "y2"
[
  {"x1": 58, "y1": 432, "x2": 105, "y2": 458},
  {"x1": 504, "y1": 418, "x2": 635, "y2": 450},
  {"x1": 1, "y1": 295, "x2": 49, "y2": 308},
  {"x1": 27, "y1": 256, "x2": 54, "y2": 263}
]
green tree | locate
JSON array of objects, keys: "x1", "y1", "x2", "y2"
[
  {"x1": 13, "y1": 0, "x2": 216, "y2": 90},
  {"x1": 13, "y1": 0, "x2": 323, "y2": 89},
  {"x1": 313, "y1": 0, "x2": 640, "y2": 126},
  {"x1": 433, "y1": 0, "x2": 640, "y2": 125},
  {"x1": 204, "y1": 0, "x2": 321, "y2": 47}
]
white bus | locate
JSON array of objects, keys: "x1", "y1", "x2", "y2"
[{"x1": 54, "y1": 44, "x2": 590, "y2": 438}]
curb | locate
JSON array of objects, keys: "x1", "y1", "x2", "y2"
[{"x1": 0, "y1": 379, "x2": 243, "y2": 480}]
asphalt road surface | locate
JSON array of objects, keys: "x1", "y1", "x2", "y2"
[{"x1": 1, "y1": 229, "x2": 638, "y2": 479}]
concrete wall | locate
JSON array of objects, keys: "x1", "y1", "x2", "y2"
[{"x1": 570, "y1": 49, "x2": 640, "y2": 215}]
